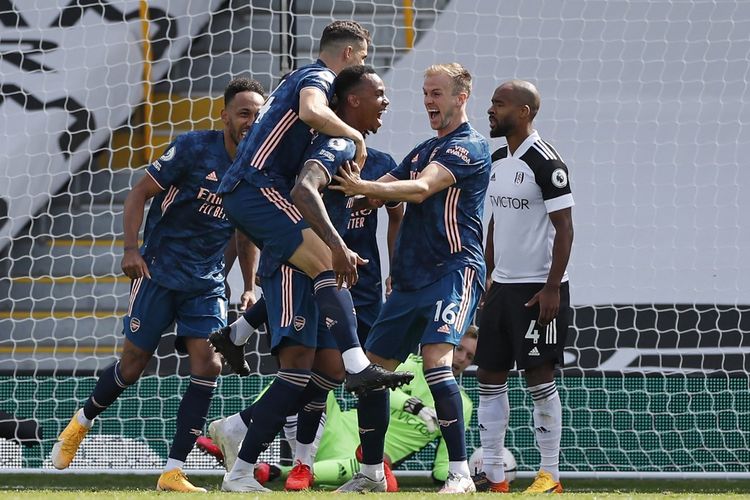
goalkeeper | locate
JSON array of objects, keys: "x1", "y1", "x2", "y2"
[{"x1": 200, "y1": 327, "x2": 477, "y2": 489}]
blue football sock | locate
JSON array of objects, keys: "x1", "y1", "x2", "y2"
[
  {"x1": 313, "y1": 271, "x2": 361, "y2": 352},
  {"x1": 168, "y1": 375, "x2": 217, "y2": 461},
  {"x1": 82, "y1": 361, "x2": 131, "y2": 420},
  {"x1": 296, "y1": 371, "x2": 341, "y2": 444},
  {"x1": 357, "y1": 387, "x2": 390, "y2": 465},
  {"x1": 239, "y1": 402, "x2": 255, "y2": 428},
  {"x1": 242, "y1": 295, "x2": 268, "y2": 329},
  {"x1": 236, "y1": 369, "x2": 312, "y2": 464},
  {"x1": 426, "y1": 366, "x2": 466, "y2": 461}
]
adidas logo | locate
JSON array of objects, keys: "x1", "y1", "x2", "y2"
[
  {"x1": 437, "y1": 324, "x2": 451, "y2": 334},
  {"x1": 529, "y1": 347, "x2": 540, "y2": 357},
  {"x1": 490, "y1": 173, "x2": 496, "y2": 181},
  {"x1": 325, "y1": 317, "x2": 337, "y2": 329},
  {"x1": 205, "y1": 171, "x2": 218, "y2": 181}
]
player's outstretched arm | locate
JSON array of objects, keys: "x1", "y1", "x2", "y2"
[
  {"x1": 121, "y1": 174, "x2": 162, "y2": 280},
  {"x1": 332, "y1": 162, "x2": 454, "y2": 204},
  {"x1": 298, "y1": 88, "x2": 367, "y2": 167},
  {"x1": 291, "y1": 161, "x2": 366, "y2": 287}
]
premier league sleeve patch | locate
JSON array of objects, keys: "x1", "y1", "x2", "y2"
[{"x1": 551, "y1": 168, "x2": 568, "y2": 188}]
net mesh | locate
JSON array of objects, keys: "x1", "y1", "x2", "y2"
[{"x1": 1, "y1": 0, "x2": 749, "y2": 477}]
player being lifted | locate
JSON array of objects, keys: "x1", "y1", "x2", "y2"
[
  {"x1": 219, "y1": 65, "x2": 404, "y2": 492},
  {"x1": 213, "y1": 20, "x2": 411, "y2": 394},
  {"x1": 50, "y1": 79, "x2": 266, "y2": 492},
  {"x1": 331, "y1": 63, "x2": 491, "y2": 494},
  {"x1": 473, "y1": 80, "x2": 574, "y2": 494}
]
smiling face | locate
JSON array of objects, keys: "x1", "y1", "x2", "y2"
[
  {"x1": 354, "y1": 73, "x2": 389, "y2": 135},
  {"x1": 423, "y1": 72, "x2": 466, "y2": 135},
  {"x1": 223, "y1": 90, "x2": 265, "y2": 146}
]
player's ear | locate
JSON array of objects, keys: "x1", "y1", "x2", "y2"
[
  {"x1": 343, "y1": 44, "x2": 353, "y2": 61},
  {"x1": 347, "y1": 93, "x2": 360, "y2": 108},
  {"x1": 519, "y1": 104, "x2": 531, "y2": 120},
  {"x1": 220, "y1": 108, "x2": 229, "y2": 126}
]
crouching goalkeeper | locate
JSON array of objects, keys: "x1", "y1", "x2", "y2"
[{"x1": 199, "y1": 327, "x2": 477, "y2": 490}]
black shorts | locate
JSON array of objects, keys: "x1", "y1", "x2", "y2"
[{"x1": 474, "y1": 281, "x2": 570, "y2": 372}]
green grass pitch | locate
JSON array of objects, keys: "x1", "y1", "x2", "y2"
[{"x1": 1, "y1": 474, "x2": 749, "y2": 499}]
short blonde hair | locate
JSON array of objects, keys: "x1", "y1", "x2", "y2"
[
  {"x1": 424, "y1": 63, "x2": 472, "y2": 96},
  {"x1": 463, "y1": 324, "x2": 479, "y2": 340}
]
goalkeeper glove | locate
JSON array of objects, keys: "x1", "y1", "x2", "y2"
[{"x1": 403, "y1": 397, "x2": 438, "y2": 433}]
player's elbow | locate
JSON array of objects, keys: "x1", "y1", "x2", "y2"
[
  {"x1": 290, "y1": 183, "x2": 315, "y2": 207},
  {"x1": 407, "y1": 183, "x2": 431, "y2": 204}
]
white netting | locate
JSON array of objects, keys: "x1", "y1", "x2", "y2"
[{"x1": 1, "y1": 0, "x2": 749, "y2": 478}]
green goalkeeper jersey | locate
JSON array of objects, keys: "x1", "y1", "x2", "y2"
[{"x1": 315, "y1": 354, "x2": 472, "y2": 482}]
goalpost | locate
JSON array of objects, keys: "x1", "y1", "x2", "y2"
[{"x1": 1, "y1": 0, "x2": 749, "y2": 479}]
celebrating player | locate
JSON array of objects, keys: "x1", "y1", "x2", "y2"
[
  {"x1": 331, "y1": 63, "x2": 491, "y2": 493},
  {"x1": 214, "y1": 20, "x2": 410, "y2": 394},
  {"x1": 218, "y1": 65, "x2": 411, "y2": 492},
  {"x1": 200, "y1": 327, "x2": 478, "y2": 490},
  {"x1": 50, "y1": 79, "x2": 266, "y2": 492},
  {"x1": 473, "y1": 80, "x2": 574, "y2": 494}
]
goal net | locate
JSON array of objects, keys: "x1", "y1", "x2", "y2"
[{"x1": 1, "y1": 0, "x2": 749, "y2": 479}]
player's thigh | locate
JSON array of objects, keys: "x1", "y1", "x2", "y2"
[
  {"x1": 223, "y1": 179, "x2": 308, "y2": 266},
  {"x1": 260, "y1": 265, "x2": 320, "y2": 355},
  {"x1": 287, "y1": 228, "x2": 334, "y2": 278},
  {"x1": 510, "y1": 282, "x2": 569, "y2": 371},
  {"x1": 364, "y1": 289, "x2": 431, "y2": 363},
  {"x1": 174, "y1": 286, "x2": 227, "y2": 353},
  {"x1": 419, "y1": 267, "x2": 482, "y2": 350},
  {"x1": 474, "y1": 282, "x2": 515, "y2": 373},
  {"x1": 354, "y1": 301, "x2": 382, "y2": 345},
  {"x1": 123, "y1": 277, "x2": 177, "y2": 355}
]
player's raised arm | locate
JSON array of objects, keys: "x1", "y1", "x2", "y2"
[
  {"x1": 299, "y1": 88, "x2": 367, "y2": 167},
  {"x1": 121, "y1": 173, "x2": 162, "y2": 279}
]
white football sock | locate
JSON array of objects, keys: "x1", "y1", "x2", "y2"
[
  {"x1": 478, "y1": 382, "x2": 509, "y2": 482},
  {"x1": 164, "y1": 458, "x2": 184, "y2": 472},
  {"x1": 227, "y1": 457, "x2": 255, "y2": 479},
  {"x1": 529, "y1": 381, "x2": 562, "y2": 482},
  {"x1": 448, "y1": 460, "x2": 471, "y2": 478},
  {"x1": 342, "y1": 347, "x2": 370, "y2": 374},
  {"x1": 229, "y1": 316, "x2": 254, "y2": 346},
  {"x1": 360, "y1": 462, "x2": 384, "y2": 482},
  {"x1": 77, "y1": 409, "x2": 93, "y2": 428}
]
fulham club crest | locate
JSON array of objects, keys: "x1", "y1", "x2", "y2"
[{"x1": 514, "y1": 172, "x2": 525, "y2": 185}]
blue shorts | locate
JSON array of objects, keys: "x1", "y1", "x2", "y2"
[
  {"x1": 354, "y1": 301, "x2": 383, "y2": 345},
  {"x1": 365, "y1": 267, "x2": 482, "y2": 362},
  {"x1": 261, "y1": 264, "x2": 337, "y2": 354},
  {"x1": 124, "y1": 277, "x2": 227, "y2": 354},
  {"x1": 223, "y1": 176, "x2": 309, "y2": 266}
]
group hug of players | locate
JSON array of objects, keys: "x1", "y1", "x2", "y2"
[{"x1": 50, "y1": 19, "x2": 573, "y2": 495}]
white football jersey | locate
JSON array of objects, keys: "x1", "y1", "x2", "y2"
[{"x1": 484, "y1": 130, "x2": 574, "y2": 283}]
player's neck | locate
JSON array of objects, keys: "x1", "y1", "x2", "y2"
[
  {"x1": 317, "y1": 52, "x2": 342, "y2": 74},
  {"x1": 436, "y1": 115, "x2": 468, "y2": 138},
  {"x1": 506, "y1": 125, "x2": 534, "y2": 155}
]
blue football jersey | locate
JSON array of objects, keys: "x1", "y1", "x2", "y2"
[
  {"x1": 388, "y1": 122, "x2": 491, "y2": 291},
  {"x1": 142, "y1": 130, "x2": 234, "y2": 292},
  {"x1": 344, "y1": 148, "x2": 399, "y2": 305},
  {"x1": 219, "y1": 60, "x2": 336, "y2": 193},
  {"x1": 255, "y1": 134, "x2": 356, "y2": 279}
]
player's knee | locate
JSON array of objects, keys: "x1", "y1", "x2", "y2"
[
  {"x1": 118, "y1": 358, "x2": 147, "y2": 385},
  {"x1": 476, "y1": 367, "x2": 508, "y2": 385},
  {"x1": 190, "y1": 352, "x2": 223, "y2": 378},
  {"x1": 524, "y1": 362, "x2": 555, "y2": 386}
]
